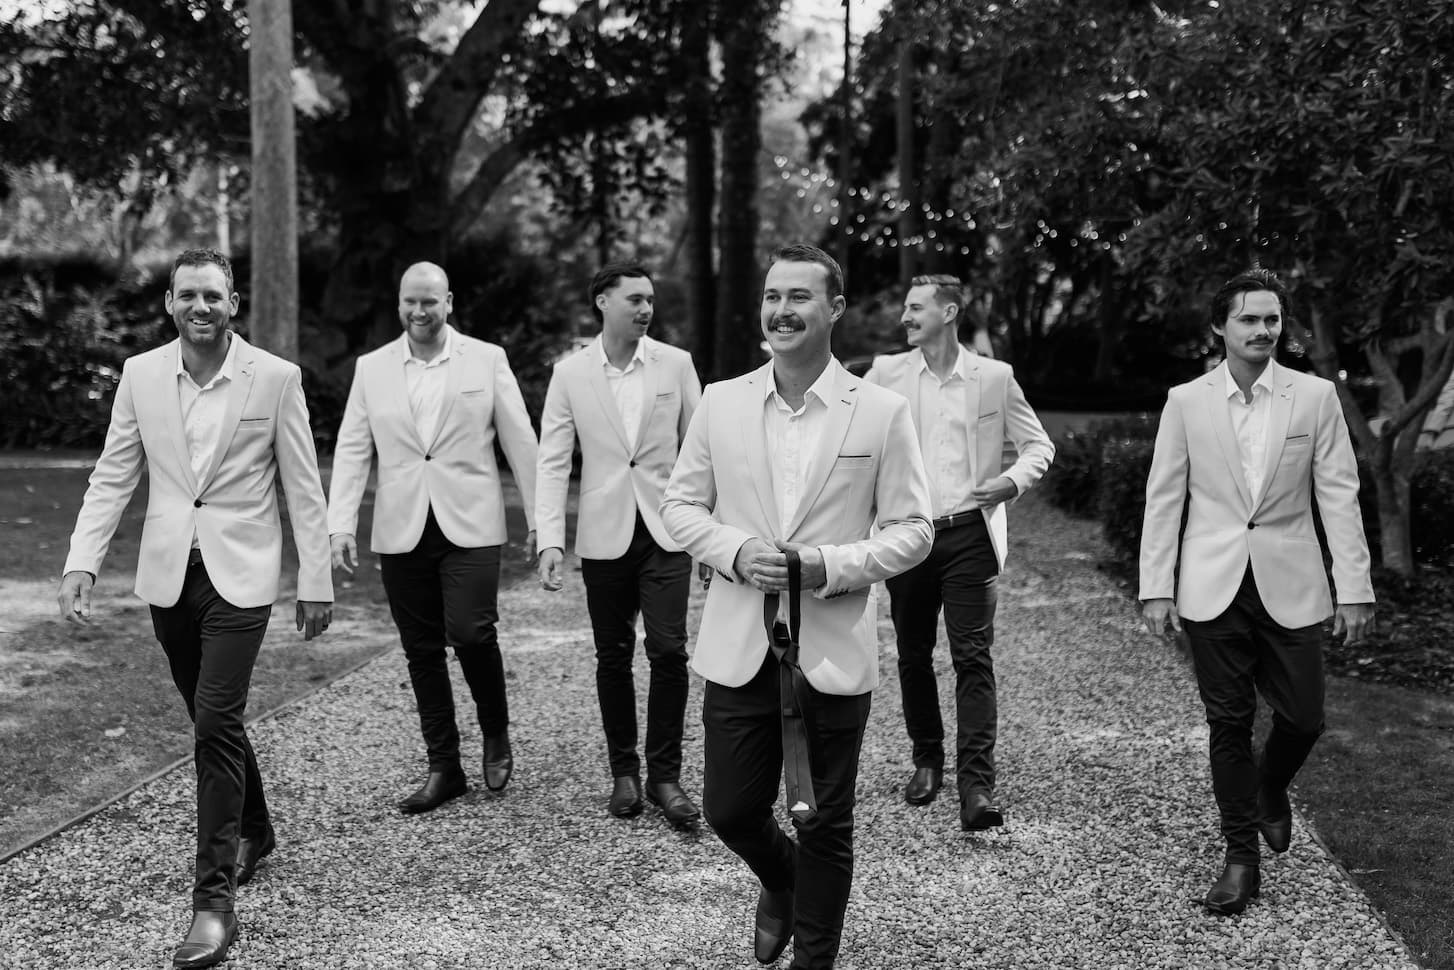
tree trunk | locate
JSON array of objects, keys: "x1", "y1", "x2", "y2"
[
  {"x1": 1371, "y1": 446, "x2": 1414, "y2": 575},
  {"x1": 248, "y1": 0, "x2": 299, "y2": 362},
  {"x1": 895, "y1": 38, "x2": 920, "y2": 288},
  {"x1": 682, "y1": 0, "x2": 717, "y2": 374}
]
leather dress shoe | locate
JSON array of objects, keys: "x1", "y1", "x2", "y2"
[
  {"x1": 482, "y1": 731, "x2": 514, "y2": 792},
  {"x1": 397, "y1": 767, "x2": 468, "y2": 814},
  {"x1": 608, "y1": 775, "x2": 644, "y2": 818},
  {"x1": 173, "y1": 910, "x2": 238, "y2": 969},
  {"x1": 1258, "y1": 785, "x2": 1292, "y2": 853},
  {"x1": 1203, "y1": 862, "x2": 1261, "y2": 916},
  {"x1": 959, "y1": 790, "x2": 1005, "y2": 831},
  {"x1": 753, "y1": 886, "x2": 795, "y2": 964},
  {"x1": 235, "y1": 826, "x2": 276, "y2": 886},
  {"x1": 645, "y1": 781, "x2": 701, "y2": 829},
  {"x1": 904, "y1": 766, "x2": 943, "y2": 806}
]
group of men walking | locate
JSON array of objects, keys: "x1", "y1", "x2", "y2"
[{"x1": 56, "y1": 243, "x2": 1372, "y2": 969}]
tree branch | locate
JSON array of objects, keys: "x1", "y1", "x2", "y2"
[{"x1": 415, "y1": 0, "x2": 538, "y2": 151}]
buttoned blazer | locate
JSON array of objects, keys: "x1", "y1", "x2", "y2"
[
  {"x1": 1139, "y1": 360, "x2": 1374, "y2": 627},
  {"x1": 63, "y1": 334, "x2": 333, "y2": 609},
  {"x1": 660, "y1": 360, "x2": 934, "y2": 696},
  {"x1": 535, "y1": 336, "x2": 701, "y2": 559},
  {"x1": 863, "y1": 347, "x2": 1054, "y2": 569},
  {"x1": 327, "y1": 327, "x2": 539, "y2": 553}
]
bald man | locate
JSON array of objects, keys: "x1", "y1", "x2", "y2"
[{"x1": 327, "y1": 262, "x2": 539, "y2": 813}]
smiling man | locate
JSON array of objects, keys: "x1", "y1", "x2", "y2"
[
  {"x1": 1140, "y1": 268, "x2": 1375, "y2": 916},
  {"x1": 661, "y1": 244, "x2": 932, "y2": 968},
  {"x1": 58, "y1": 248, "x2": 333, "y2": 968}
]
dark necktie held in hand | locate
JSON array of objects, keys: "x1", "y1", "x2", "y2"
[{"x1": 766, "y1": 550, "x2": 817, "y2": 824}]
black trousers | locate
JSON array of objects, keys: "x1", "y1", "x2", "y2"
[
  {"x1": 1184, "y1": 567, "x2": 1326, "y2": 866},
  {"x1": 580, "y1": 514, "x2": 691, "y2": 783},
  {"x1": 150, "y1": 556, "x2": 272, "y2": 913},
  {"x1": 379, "y1": 509, "x2": 508, "y2": 771},
  {"x1": 885, "y1": 514, "x2": 999, "y2": 799},
  {"x1": 703, "y1": 652, "x2": 872, "y2": 970}
]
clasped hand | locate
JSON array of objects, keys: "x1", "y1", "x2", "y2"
[{"x1": 733, "y1": 538, "x2": 826, "y2": 594}]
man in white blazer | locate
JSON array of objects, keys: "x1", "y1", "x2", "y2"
[
  {"x1": 661, "y1": 244, "x2": 932, "y2": 969},
  {"x1": 1140, "y1": 268, "x2": 1374, "y2": 916},
  {"x1": 536, "y1": 263, "x2": 703, "y2": 826},
  {"x1": 864, "y1": 274, "x2": 1053, "y2": 831},
  {"x1": 327, "y1": 261, "x2": 538, "y2": 814},
  {"x1": 57, "y1": 249, "x2": 333, "y2": 969}
]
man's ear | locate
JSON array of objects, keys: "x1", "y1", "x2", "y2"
[{"x1": 830, "y1": 294, "x2": 846, "y2": 324}]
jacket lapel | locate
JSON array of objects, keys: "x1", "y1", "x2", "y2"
[
  {"x1": 199, "y1": 334, "x2": 255, "y2": 492},
  {"x1": 1206, "y1": 371, "x2": 1253, "y2": 512},
  {"x1": 740, "y1": 363, "x2": 781, "y2": 535},
  {"x1": 786, "y1": 364, "x2": 858, "y2": 539},
  {"x1": 632, "y1": 339, "x2": 662, "y2": 456},
  {"x1": 159, "y1": 341, "x2": 200, "y2": 494},
  {"x1": 586, "y1": 339, "x2": 633, "y2": 453},
  {"x1": 960, "y1": 350, "x2": 985, "y2": 484},
  {"x1": 427, "y1": 326, "x2": 464, "y2": 451},
  {"x1": 1253, "y1": 362, "x2": 1296, "y2": 513},
  {"x1": 902, "y1": 348, "x2": 923, "y2": 432},
  {"x1": 385, "y1": 334, "x2": 425, "y2": 450}
]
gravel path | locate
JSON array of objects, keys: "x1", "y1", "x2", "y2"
[{"x1": 0, "y1": 494, "x2": 1419, "y2": 969}]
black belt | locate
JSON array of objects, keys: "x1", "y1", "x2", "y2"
[
  {"x1": 932, "y1": 509, "x2": 982, "y2": 532},
  {"x1": 765, "y1": 551, "x2": 817, "y2": 825}
]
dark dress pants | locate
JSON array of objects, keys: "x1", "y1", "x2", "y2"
[
  {"x1": 885, "y1": 515, "x2": 999, "y2": 800},
  {"x1": 379, "y1": 509, "x2": 508, "y2": 771},
  {"x1": 150, "y1": 556, "x2": 272, "y2": 912},
  {"x1": 1184, "y1": 567, "x2": 1326, "y2": 866},
  {"x1": 703, "y1": 652, "x2": 873, "y2": 970},
  {"x1": 580, "y1": 514, "x2": 691, "y2": 783}
]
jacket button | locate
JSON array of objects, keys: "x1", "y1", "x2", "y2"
[
  {"x1": 1247, "y1": 521, "x2": 1256, "y2": 529},
  {"x1": 425, "y1": 455, "x2": 432, "y2": 462},
  {"x1": 193, "y1": 499, "x2": 203, "y2": 508},
  {"x1": 629, "y1": 460, "x2": 636, "y2": 468}
]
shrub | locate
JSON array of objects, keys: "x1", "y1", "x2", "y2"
[
  {"x1": 1042, "y1": 413, "x2": 1161, "y2": 523},
  {"x1": 1098, "y1": 437, "x2": 1157, "y2": 563}
]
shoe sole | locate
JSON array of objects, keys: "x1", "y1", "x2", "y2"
[
  {"x1": 961, "y1": 807, "x2": 1005, "y2": 831},
  {"x1": 904, "y1": 790, "x2": 940, "y2": 806},
  {"x1": 397, "y1": 784, "x2": 468, "y2": 814}
]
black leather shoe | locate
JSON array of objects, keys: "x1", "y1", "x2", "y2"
[
  {"x1": 753, "y1": 886, "x2": 794, "y2": 964},
  {"x1": 646, "y1": 781, "x2": 701, "y2": 829},
  {"x1": 904, "y1": 766, "x2": 943, "y2": 806},
  {"x1": 397, "y1": 767, "x2": 468, "y2": 814},
  {"x1": 173, "y1": 910, "x2": 238, "y2": 969},
  {"x1": 959, "y1": 790, "x2": 1005, "y2": 831},
  {"x1": 235, "y1": 826, "x2": 276, "y2": 886},
  {"x1": 482, "y1": 731, "x2": 514, "y2": 792},
  {"x1": 608, "y1": 776, "x2": 644, "y2": 818},
  {"x1": 1258, "y1": 785, "x2": 1292, "y2": 853},
  {"x1": 1203, "y1": 863, "x2": 1261, "y2": 915}
]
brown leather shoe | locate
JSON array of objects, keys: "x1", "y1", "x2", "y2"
[
  {"x1": 1258, "y1": 785, "x2": 1292, "y2": 853},
  {"x1": 608, "y1": 776, "x2": 644, "y2": 818},
  {"x1": 482, "y1": 731, "x2": 514, "y2": 792},
  {"x1": 904, "y1": 766, "x2": 943, "y2": 806},
  {"x1": 172, "y1": 910, "x2": 238, "y2": 969},
  {"x1": 1203, "y1": 863, "x2": 1261, "y2": 915},
  {"x1": 235, "y1": 826, "x2": 276, "y2": 886},
  {"x1": 645, "y1": 781, "x2": 701, "y2": 829},
  {"x1": 397, "y1": 767, "x2": 468, "y2": 814},
  {"x1": 753, "y1": 886, "x2": 794, "y2": 964},
  {"x1": 960, "y1": 790, "x2": 1005, "y2": 831}
]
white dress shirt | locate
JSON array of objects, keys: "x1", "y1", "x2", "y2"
[
  {"x1": 403, "y1": 328, "x2": 454, "y2": 446},
  {"x1": 177, "y1": 332, "x2": 240, "y2": 546},
  {"x1": 601, "y1": 335, "x2": 647, "y2": 452},
  {"x1": 1224, "y1": 361, "x2": 1275, "y2": 503},
  {"x1": 764, "y1": 362, "x2": 836, "y2": 537},
  {"x1": 917, "y1": 345, "x2": 977, "y2": 518}
]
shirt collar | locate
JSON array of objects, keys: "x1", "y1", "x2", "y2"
[
  {"x1": 175, "y1": 330, "x2": 240, "y2": 387},
  {"x1": 765, "y1": 358, "x2": 839, "y2": 408},
  {"x1": 598, "y1": 334, "x2": 648, "y2": 372},
  {"x1": 1222, "y1": 359, "x2": 1275, "y2": 400},
  {"x1": 916, "y1": 344, "x2": 968, "y2": 381},
  {"x1": 404, "y1": 325, "x2": 453, "y2": 366}
]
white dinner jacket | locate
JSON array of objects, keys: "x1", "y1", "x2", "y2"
[
  {"x1": 327, "y1": 327, "x2": 538, "y2": 553},
  {"x1": 660, "y1": 359, "x2": 934, "y2": 696},
  {"x1": 863, "y1": 347, "x2": 1054, "y2": 569},
  {"x1": 535, "y1": 336, "x2": 701, "y2": 559},
  {"x1": 1139, "y1": 360, "x2": 1374, "y2": 627},
  {"x1": 63, "y1": 334, "x2": 333, "y2": 609}
]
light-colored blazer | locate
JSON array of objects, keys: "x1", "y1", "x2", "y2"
[
  {"x1": 660, "y1": 359, "x2": 934, "y2": 696},
  {"x1": 863, "y1": 347, "x2": 1054, "y2": 569},
  {"x1": 327, "y1": 326, "x2": 538, "y2": 553},
  {"x1": 1139, "y1": 360, "x2": 1374, "y2": 627},
  {"x1": 536, "y1": 336, "x2": 701, "y2": 559},
  {"x1": 63, "y1": 334, "x2": 333, "y2": 609}
]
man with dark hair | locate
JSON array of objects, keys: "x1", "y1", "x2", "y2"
[
  {"x1": 1140, "y1": 268, "x2": 1375, "y2": 915},
  {"x1": 864, "y1": 273, "x2": 1054, "y2": 831},
  {"x1": 327, "y1": 261, "x2": 538, "y2": 814},
  {"x1": 58, "y1": 248, "x2": 333, "y2": 968},
  {"x1": 662, "y1": 243, "x2": 933, "y2": 968},
  {"x1": 536, "y1": 262, "x2": 703, "y2": 825}
]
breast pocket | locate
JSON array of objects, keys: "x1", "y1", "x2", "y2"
[
  {"x1": 237, "y1": 417, "x2": 272, "y2": 434},
  {"x1": 834, "y1": 455, "x2": 874, "y2": 471}
]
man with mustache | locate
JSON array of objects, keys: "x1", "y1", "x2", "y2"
[
  {"x1": 535, "y1": 263, "x2": 703, "y2": 826},
  {"x1": 1140, "y1": 268, "x2": 1375, "y2": 915},
  {"x1": 57, "y1": 248, "x2": 333, "y2": 967},
  {"x1": 327, "y1": 261, "x2": 538, "y2": 814},
  {"x1": 662, "y1": 244, "x2": 932, "y2": 968},
  {"x1": 863, "y1": 274, "x2": 1054, "y2": 831}
]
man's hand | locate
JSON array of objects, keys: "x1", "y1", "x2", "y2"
[
  {"x1": 1142, "y1": 597, "x2": 1182, "y2": 637},
  {"x1": 297, "y1": 601, "x2": 332, "y2": 641},
  {"x1": 523, "y1": 530, "x2": 537, "y2": 562},
  {"x1": 57, "y1": 570, "x2": 94, "y2": 625},
  {"x1": 698, "y1": 561, "x2": 715, "y2": 590},
  {"x1": 331, "y1": 534, "x2": 358, "y2": 575},
  {"x1": 733, "y1": 538, "x2": 827, "y2": 593},
  {"x1": 1332, "y1": 603, "x2": 1375, "y2": 645},
  {"x1": 971, "y1": 476, "x2": 1018, "y2": 509},
  {"x1": 539, "y1": 546, "x2": 565, "y2": 591},
  {"x1": 775, "y1": 540, "x2": 827, "y2": 591}
]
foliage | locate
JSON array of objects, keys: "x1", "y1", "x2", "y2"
[
  {"x1": 1096, "y1": 436, "x2": 1157, "y2": 565},
  {"x1": 1040, "y1": 415, "x2": 1160, "y2": 521}
]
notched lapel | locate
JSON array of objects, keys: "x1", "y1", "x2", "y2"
[
  {"x1": 786, "y1": 380, "x2": 858, "y2": 539},
  {"x1": 633, "y1": 342, "x2": 663, "y2": 454},
  {"x1": 1254, "y1": 373, "x2": 1296, "y2": 513},
  {"x1": 963, "y1": 359, "x2": 984, "y2": 483},
  {"x1": 158, "y1": 344, "x2": 200, "y2": 493},
  {"x1": 428, "y1": 335, "x2": 466, "y2": 450},
  {"x1": 386, "y1": 337, "x2": 424, "y2": 450},
  {"x1": 200, "y1": 350, "x2": 256, "y2": 492},
  {"x1": 586, "y1": 342, "x2": 633, "y2": 453},
  {"x1": 740, "y1": 370, "x2": 780, "y2": 535},
  {"x1": 1205, "y1": 375, "x2": 1253, "y2": 511}
]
